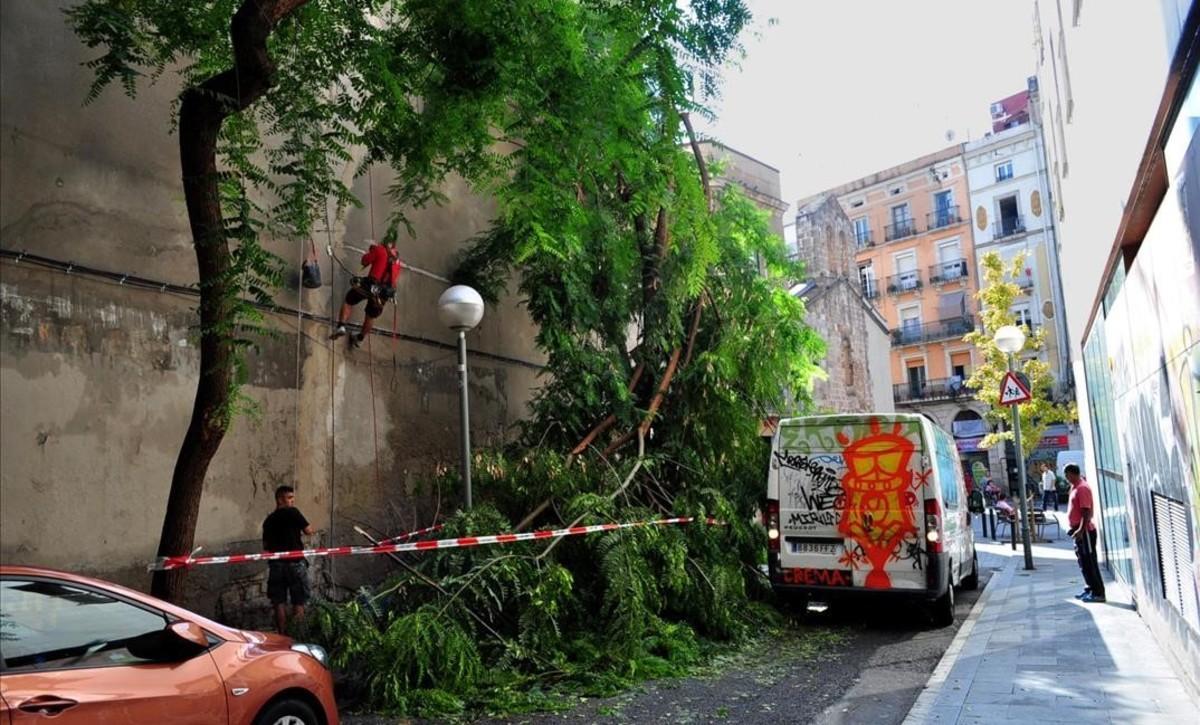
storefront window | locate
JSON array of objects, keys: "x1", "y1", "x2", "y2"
[{"x1": 1084, "y1": 317, "x2": 1134, "y2": 586}]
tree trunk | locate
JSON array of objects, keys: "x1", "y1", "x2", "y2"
[{"x1": 151, "y1": 0, "x2": 310, "y2": 602}]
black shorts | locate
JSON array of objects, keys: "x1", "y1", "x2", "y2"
[
  {"x1": 267, "y1": 560, "x2": 311, "y2": 605},
  {"x1": 345, "y1": 287, "x2": 385, "y2": 318}
]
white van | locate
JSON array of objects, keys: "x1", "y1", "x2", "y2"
[{"x1": 765, "y1": 413, "x2": 978, "y2": 625}]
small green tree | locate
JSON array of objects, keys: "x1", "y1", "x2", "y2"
[{"x1": 964, "y1": 252, "x2": 1076, "y2": 485}]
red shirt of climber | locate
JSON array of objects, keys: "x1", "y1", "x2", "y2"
[
  {"x1": 362, "y1": 242, "x2": 402, "y2": 286},
  {"x1": 330, "y1": 238, "x2": 403, "y2": 346}
]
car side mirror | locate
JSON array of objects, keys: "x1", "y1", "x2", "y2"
[
  {"x1": 168, "y1": 621, "x2": 210, "y2": 648},
  {"x1": 126, "y1": 622, "x2": 209, "y2": 663}
]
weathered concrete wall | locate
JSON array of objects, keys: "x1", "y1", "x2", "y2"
[{"x1": 0, "y1": 0, "x2": 544, "y2": 620}]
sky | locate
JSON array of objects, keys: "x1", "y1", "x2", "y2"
[{"x1": 697, "y1": 0, "x2": 1038, "y2": 214}]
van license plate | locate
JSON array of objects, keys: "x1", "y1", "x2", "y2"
[{"x1": 788, "y1": 541, "x2": 842, "y2": 556}]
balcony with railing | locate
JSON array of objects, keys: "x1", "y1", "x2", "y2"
[
  {"x1": 854, "y1": 228, "x2": 874, "y2": 249},
  {"x1": 926, "y1": 205, "x2": 962, "y2": 231},
  {"x1": 893, "y1": 376, "x2": 976, "y2": 404},
  {"x1": 890, "y1": 315, "x2": 976, "y2": 346},
  {"x1": 861, "y1": 279, "x2": 880, "y2": 300},
  {"x1": 885, "y1": 270, "x2": 923, "y2": 295},
  {"x1": 885, "y1": 217, "x2": 919, "y2": 242},
  {"x1": 928, "y1": 259, "x2": 970, "y2": 285},
  {"x1": 993, "y1": 215, "x2": 1026, "y2": 239}
]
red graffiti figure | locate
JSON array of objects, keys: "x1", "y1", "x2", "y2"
[{"x1": 837, "y1": 419, "x2": 918, "y2": 589}]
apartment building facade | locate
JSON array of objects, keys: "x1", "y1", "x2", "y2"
[
  {"x1": 964, "y1": 89, "x2": 1081, "y2": 475},
  {"x1": 1034, "y1": 0, "x2": 1200, "y2": 695},
  {"x1": 797, "y1": 146, "x2": 1004, "y2": 481}
]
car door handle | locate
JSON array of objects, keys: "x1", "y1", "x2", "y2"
[{"x1": 18, "y1": 695, "x2": 79, "y2": 715}]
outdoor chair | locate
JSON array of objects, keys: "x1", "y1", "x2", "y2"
[
  {"x1": 994, "y1": 508, "x2": 1015, "y2": 540},
  {"x1": 1033, "y1": 509, "x2": 1061, "y2": 541}
]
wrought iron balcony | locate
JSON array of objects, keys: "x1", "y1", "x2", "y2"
[
  {"x1": 926, "y1": 205, "x2": 962, "y2": 231},
  {"x1": 861, "y1": 279, "x2": 880, "y2": 300},
  {"x1": 854, "y1": 229, "x2": 874, "y2": 249},
  {"x1": 893, "y1": 376, "x2": 977, "y2": 404},
  {"x1": 885, "y1": 271, "x2": 923, "y2": 294},
  {"x1": 993, "y1": 215, "x2": 1026, "y2": 238},
  {"x1": 885, "y1": 217, "x2": 919, "y2": 242},
  {"x1": 928, "y1": 259, "x2": 970, "y2": 284},
  {"x1": 890, "y1": 316, "x2": 976, "y2": 346}
]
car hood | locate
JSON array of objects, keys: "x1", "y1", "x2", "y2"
[{"x1": 240, "y1": 629, "x2": 294, "y2": 650}]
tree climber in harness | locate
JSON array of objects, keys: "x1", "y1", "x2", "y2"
[{"x1": 330, "y1": 236, "x2": 403, "y2": 347}]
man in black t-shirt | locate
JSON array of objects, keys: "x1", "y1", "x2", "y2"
[{"x1": 263, "y1": 485, "x2": 315, "y2": 633}]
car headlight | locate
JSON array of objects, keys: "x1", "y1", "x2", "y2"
[{"x1": 290, "y1": 643, "x2": 328, "y2": 666}]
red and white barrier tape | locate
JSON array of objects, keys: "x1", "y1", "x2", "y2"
[
  {"x1": 379, "y1": 522, "x2": 444, "y2": 543},
  {"x1": 151, "y1": 517, "x2": 713, "y2": 571}
]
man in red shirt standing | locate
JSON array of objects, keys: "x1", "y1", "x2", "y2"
[
  {"x1": 1065, "y1": 464, "x2": 1106, "y2": 602},
  {"x1": 330, "y1": 237, "x2": 403, "y2": 347}
]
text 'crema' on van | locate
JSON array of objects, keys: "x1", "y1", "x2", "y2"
[{"x1": 765, "y1": 414, "x2": 978, "y2": 625}]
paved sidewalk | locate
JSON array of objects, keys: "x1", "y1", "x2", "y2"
[{"x1": 904, "y1": 522, "x2": 1200, "y2": 724}]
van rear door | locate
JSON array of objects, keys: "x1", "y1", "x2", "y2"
[{"x1": 771, "y1": 415, "x2": 928, "y2": 591}]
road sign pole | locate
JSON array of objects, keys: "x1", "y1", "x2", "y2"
[{"x1": 1007, "y1": 354, "x2": 1036, "y2": 571}]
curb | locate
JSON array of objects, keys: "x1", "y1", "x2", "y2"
[{"x1": 902, "y1": 555, "x2": 1016, "y2": 724}]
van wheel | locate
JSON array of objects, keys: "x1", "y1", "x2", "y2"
[
  {"x1": 961, "y1": 552, "x2": 979, "y2": 591},
  {"x1": 930, "y1": 582, "x2": 955, "y2": 627}
]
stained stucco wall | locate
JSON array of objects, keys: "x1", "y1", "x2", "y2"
[{"x1": 0, "y1": 0, "x2": 544, "y2": 618}]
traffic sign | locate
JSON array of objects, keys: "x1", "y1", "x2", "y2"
[{"x1": 999, "y1": 371, "x2": 1032, "y2": 406}]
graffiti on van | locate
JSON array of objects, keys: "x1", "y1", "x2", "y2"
[
  {"x1": 787, "y1": 510, "x2": 839, "y2": 527},
  {"x1": 836, "y1": 419, "x2": 922, "y2": 589},
  {"x1": 777, "y1": 451, "x2": 844, "y2": 518}
]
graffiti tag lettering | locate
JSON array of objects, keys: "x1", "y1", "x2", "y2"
[
  {"x1": 780, "y1": 568, "x2": 852, "y2": 587},
  {"x1": 787, "y1": 510, "x2": 838, "y2": 527}
]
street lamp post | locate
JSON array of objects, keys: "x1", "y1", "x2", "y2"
[
  {"x1": 994, "y1": 324, "x2": 1035, "y2": 570},
  {"x1": 437, "y1": 285, "x2": 485, "y2": 510}
]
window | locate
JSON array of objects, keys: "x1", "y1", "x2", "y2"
[
  {"x1": 849, "y1": 198, "x2": 865, "y2": 208},
  {"x1": 0, "y1": 579, "x2": 169, "y2": 671},
  {"x1": 990, "y1": 102, "x2": 1005, "y2": 118},
  {"x1": 937, "y1": 239, "x2": 963, "y2": 279},
  {"x1": 888, "y1": 203, "x2": 914, "y2": 240},
  {"x1": 997, "y1": 195, "x2": 1022, "y2": 236},
  {"x1": 899, "y1": 305, "x2": 922, "y2": 343},
  {"x1": 853, "y1": 216, "x2": 871, "y2": 248},
  {"x1": 894, "y1": 251, "x2": 919, "y2": 290},
  {"x1": 931, "y1": 190, "x2": 955, "y2": 228},
  {"x1": 859, "y1": 263, "x2": 877, "y2": 298},
  {"x1": 950, "y1": 351, "x2": 971, "y2": 385},
  {"x1": 1013, "y1": 303, "x2": 1034, "y2": 327},
  {"x1": 995, "y1": 160, "x2": 1014, "y2": 181},
  {"x1": 906, "y1": 362, "x2": 926, "y2": 396}
]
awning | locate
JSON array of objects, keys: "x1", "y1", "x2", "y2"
[{"x1": 938, "y1": 290, "x2": 966, "y2": 318}]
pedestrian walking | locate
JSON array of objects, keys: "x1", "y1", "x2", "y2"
[
  {"x1": 1065, "y1": 464, "x2": 1106, "y2": 603},
  {"x1": 263, "y1": 485, "x2": 315, "y2": 632},
  {"x1": 1041, "y1": 462, "x2": 1059, "y2": 511}
]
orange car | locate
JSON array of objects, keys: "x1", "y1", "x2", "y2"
[{"x1": 0, "y1": 566, "x2": 338, "y2": 725}]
